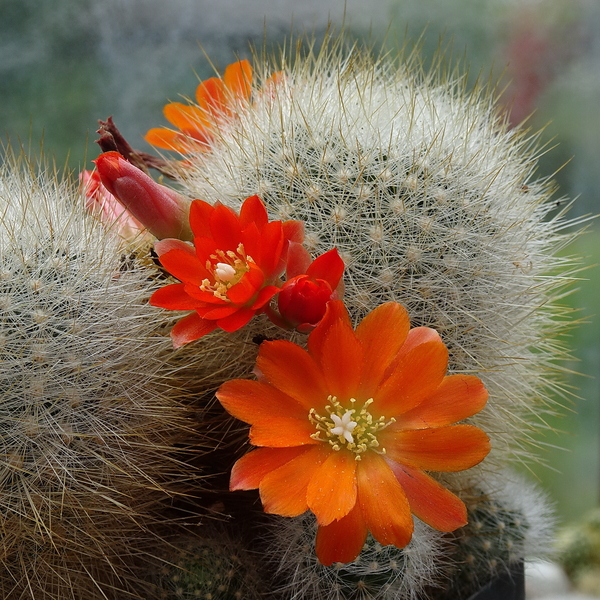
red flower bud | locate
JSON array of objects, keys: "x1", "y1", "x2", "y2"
[
  {"x1": 94, "y1": 151, "x2": 192, "y2": 240},
  {"x1": 273, "y1": 248, "x2": 345, "y2": 332}
]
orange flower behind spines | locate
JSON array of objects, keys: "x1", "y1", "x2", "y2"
[
  {"x1": 216, "y1": 300, "x2": 491, "y2": 565},
  {"x1": 145, "y1": 59, "x2": 254, "y2": 153}
]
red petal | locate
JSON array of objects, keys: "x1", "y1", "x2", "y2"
[
  {"x1": 307, "y1": 450, "x2": 358, "y2": 526},
  {"x1": 254, "y1": 221, "x2": 285, "y2": 277},
  {"x1": 239, "y1": 195, "x2": 268, "y2": 230},
  {"x1": 374, "y1": 341, "x2": 448, "y2": 417},
  {"x1": 386, "y1": 461, "x2": 467, "y2": 531},
  {"x1": 319, "y1": 318, "x2": 363, "y2": 401},
  {"x1": 259, "y1": 445, "x2": 330, "y2": 517},
  {"x1": 315, "y1": 504, "x2": 368, "y2": 566},
  {"x1": 201, "y1": 304, "x2": 241, "y2": 320},
  {"x1": 250, "y1": 284, "x2": 280, "y2": 310},
  {"x1": 158, "y1": 249, "x2": 211, "y2": 285},
  {"x1": 256, "y1": 341, "x2": 329, "y2": 411},
  {"x1": 286, "y1": 242, "x2": 312, "y2": 278},
  {"x1": 355, "y1": 302, "x2": 410, "y2": 398},
  {"x1": 170, "y1": 312, "x2": 217, "y2": 348},
  {"x1": 216, "y1": 307, "x2": 255, "y2": 332},
  {"x1": 217, "y1": 379, "x2": 306, "y2": 423},
  {"x1": 189, "y1": 199, "x2": 215, "y2": 240},
  {"x1": 282, "y1": 219, "x2": 305, "y2": 243},
  {"x1": 210, "y1": 203, "x2": 242, "y2": 250},
  {"x1": 306, "y1": 248, "x2": 345, "y2": 289},
  {"x1": 380, "y1": 425, "x2": 491, "y2": 472},
  {"x1": 357, "y1": 453, "x2": 413, "y2": 548},
  {"x1": 307, "y1": 300, "x2": 352, "y2": 363},
  {"x1": 227, "y1": 272, "x2": 263, "y2": 306},
  {"x1": 230, "y1": 446, "x2": 310, "y2": 490},
  {"x1": 249, "y1": 417, "x2": 318, "y2": 447},
  {"x1": 149, "y1": 283, "x2": 200, "y2": 310},
  {"x1": 397, "y1": 375, "x2": 489, "y2": 429}
]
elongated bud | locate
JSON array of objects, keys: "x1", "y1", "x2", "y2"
[{"x1": 94, "y1": 151, "x2": 192, "y2": 240}]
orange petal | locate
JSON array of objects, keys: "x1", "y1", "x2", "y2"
[
  {"x1": 217, "y1": 379, "x2": 306, "y2": 424},
  {"x1": 259, "y1": 445, "x2": 330, "y2": 517},
  {"x1": 196, "y1": 76, "x2": 227, "y2": 112},
  {"x1": 319, "y1": 318, "x2": 363, "y2": 401},
  {"x1": 381, "y1": 424, "x2": 491, "y2": 472},
  {"x1": 249, "y1": 417, "x2": 318, "y2": 447},
  {"x1": 144, "y1": 128, "x2": 192, "y2": 152},
  {"x1": 357, "y1": 453, "x2": 413, "y2": 548},
  {"x1": 307, "y1": 450, "x2": 357, "y2": 526},
  {"x1": 355, "y1": 302, "x2": 410, "y2": 398},
  {"x1": 170, "y1": 312, "x2": 217, "y2": 348},
  {"x1": 224, "y1": 59, "x2": 253, "y2": 99},
  {"x1": 386, "y1": 461, "x2": 467, "y2": 532},
  {"x1": 315, "y1": 503, "x2": 368, "y2": 566},
  {"x1": 163, "y1": 102, "x2": 209, "y2": 130},
  {"x1": 257, "y1": 341, "x2": 329, "y2": 411},
  {"x1": 374, "y1": 340, "x2": 449, "y2": 417},
  {"x1": 396, "y1": 375, "x2": 489, "y2": 429},
  {"x1": 149, "y1": 283, "x2": 201, "y2": 310},
  {"x1": 307, "y1": 300, "x2": 352, "y2": 363},
  {"x1": 231, "y1": 446, "x2": 310, "y2": 490}
]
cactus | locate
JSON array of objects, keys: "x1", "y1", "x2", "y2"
[
  {"x1": 0, "y1": 150, "x2": 209, "y2": 599},
  {"x1": 173, "y1": 38, "x2": 581, "y2": 471}
]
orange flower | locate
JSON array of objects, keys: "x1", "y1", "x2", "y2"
[
  {"x1": 145, "y1": 60, "x2": 254, "y2": 153},
  {"x1": 216, "y1": 301, "x2": 490, "y2": 565},
  {"x1": 149, "y1": 195, "x2": 304, "y2": 348}
]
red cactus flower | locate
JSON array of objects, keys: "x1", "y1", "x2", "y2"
[
  {"x1": 94, "y1": 151, "x2": 192, "y2": 241},
  {"x1": 216, "y1": 300, "x2": 490, "y2": 565},
  {"x1": 149, "y1": 195, "x2": 304, "y2": 347}
]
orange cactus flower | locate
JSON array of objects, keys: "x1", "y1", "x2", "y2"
[
  {"x1": 216, "y1": 300, "x2": 490, "y2": 565},
  {"x1": 149, "y1": 195, "x2": 304, "y2": 348},
  {"x1": 145, "y1": 60, "x2": 254, "y2": 153}
]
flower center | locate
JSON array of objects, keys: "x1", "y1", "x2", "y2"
[
  {"x1": 309, "y1": 395, "x2": 395, "y2": 460},
  {"x1": 200, "y1": 243, "x2": 254, "y2": 301}
]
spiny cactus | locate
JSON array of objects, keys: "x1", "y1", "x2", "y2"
[
  {"x1": 0, "y1": 150, "x2": 211, "y2": 599},
  {"x1": 435, "y1": 471, "x2": 555, "y2": 599},
  {"x1": 171, "y1": 38, "x2": 581, "y2": 469},
  {"x1": 263, "y1": 513, "x2": 448, "y2": 600},
  {"x1": 151, "y1": 527, "x2": 266, "y2": 600}
]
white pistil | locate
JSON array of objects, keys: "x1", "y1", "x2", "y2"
[
  {"x1": 214, "y1": 262, "x2": 237, "y2": 282},
  {"x1": 330, "y1": 410, "x2": 358, "y2": 443}
]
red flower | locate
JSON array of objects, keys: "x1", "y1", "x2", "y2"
[
  {"x1": 216, "y1": 301, "x2": 490, "y2": 565},
  {"x1": 149, "y1": 195, "x2": 304, "y2": 348},
  {"x1": 268, "y1": 245, "x2": 345, "y2": 332},
  {"x1": 94, "y1": 152, "x2": 192, "y2": 240}
]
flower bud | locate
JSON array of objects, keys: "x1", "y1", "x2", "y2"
[{"x1": 94, "y1": 151, "x2": 192, "y2": 240}]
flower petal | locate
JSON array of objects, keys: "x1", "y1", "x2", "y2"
[
  {"x1": 163, "y1": 102, "x2": 210, "y2": 132},
  {"x1": 355, "y1": 302, "x2": 410, "y2": 398},
  {"x1": 145, "y1": 128, "x2": 191, "y2": 152},
  {"x1": 307, "y1": 300, "x2": 352, "y2": 363},
  {"x1": 315, "y1": 504, "x2": 368, "y2": 566},
  {"x1": 386, "y1": 461, "x2": 467, "y2": 532},
  {"x1": 217, "y1": 379, "x2": 306, "y2": 423},
  {"x1": 239, "y1": 194, "x2": 268, "y2": 231},
  {"x1": 306, "y1": 248, "x2": 345, "y2": 289},
  {"x1": 170, "y1": 312, "x2": 217, "y2": 348},
  {"x1": 374, "y1": 340, "x2": 449, "y2": 417},
  {"x1": 257, "y1": 341, "x2": 329, "y2": 411},
  {"x1": 249, "y1": 417, "x2": 317, "y2": 447},
  {"x1": 154, "y1": 238, "x2": 196, "y2": 258},
  {"x1": 357, "y1": 452, "x2": 413, "y2": 548},
  {"x1": 223, "y1": 59, "x2": 253, "y2": 99},
  {"x1": 230, "y1": 446, "x2": 310, "y2": 490},
  {"x1": 209, "y1": 203, "x2": 242, "y2": 250},
  {"x1": 217, "y1": 307, "x2": 255, "y2": 332},
  {"x1": 380, "y1": 424, "x2": 491, "y2": 472},
  {"x1": 396, "y1": 375, "x2": 489, "y2": 429},
  {"x1": 307, "y1": 450, "x2": 358, "y2": 526},
  {"x1": 189, "y1": 199, "x2": 215, "y2": 240},
  {"x1": 158, "y1": 248, "x2": 211, "y2": 285},
  {"x1": 149, "y1": 283, "x2": 201, "y2": 310},
  {"x1": 259, "y1": 445, "x2": 330, "y2": 517}
]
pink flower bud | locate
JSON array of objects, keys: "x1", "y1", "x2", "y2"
[{"x1": 94, "y1": 151, "x2": 192, "y2": 240}]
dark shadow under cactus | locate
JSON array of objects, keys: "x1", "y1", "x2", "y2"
[{"x1": 466, "y1": 562, "x2": 525, "y2": 600}]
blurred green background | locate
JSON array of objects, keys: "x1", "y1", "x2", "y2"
[{"x1": 1, "y1": 0, "x2": 598, "y2": 524}]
